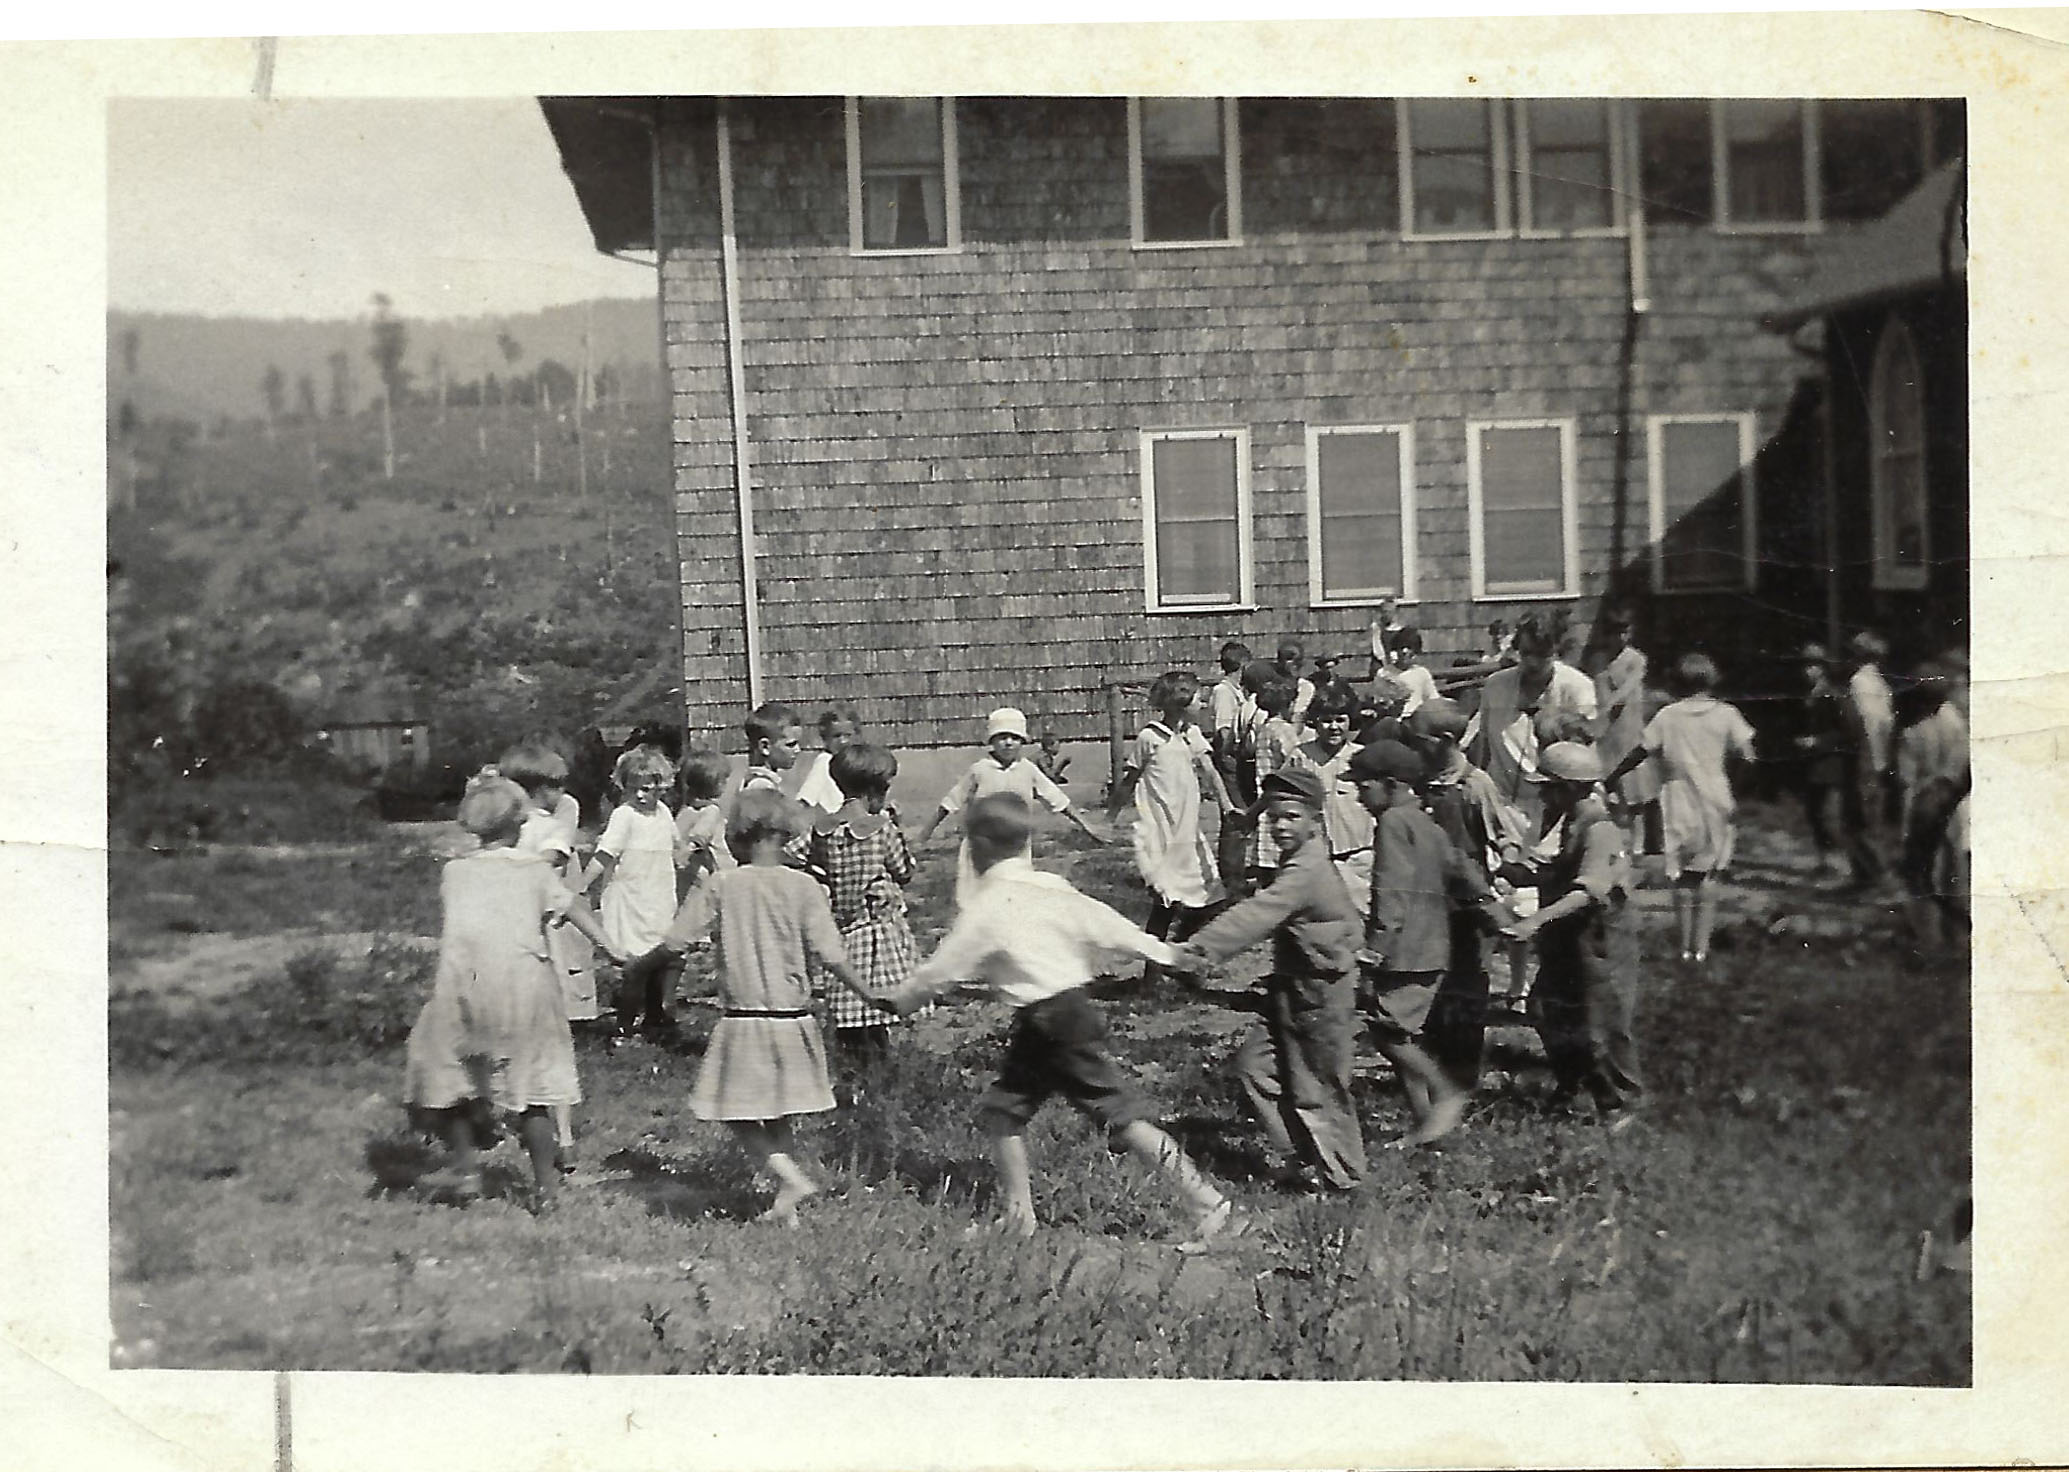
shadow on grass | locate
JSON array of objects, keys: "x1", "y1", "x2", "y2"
[{"x1": 595, "y1": 1145, "x2": 767, "y2": 1223}]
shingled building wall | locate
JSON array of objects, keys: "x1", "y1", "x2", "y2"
[{"x1": 654, "y1": 96, "x2": 1822, "y2": 751}]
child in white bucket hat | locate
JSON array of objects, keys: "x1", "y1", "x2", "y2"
[{"x1": 915, "y1": 707, "x2": 1105, "y2": 908}]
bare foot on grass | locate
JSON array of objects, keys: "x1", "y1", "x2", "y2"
[{"x1": 1396, "y1": 1092, "x2": 1468, "y2": 1148}]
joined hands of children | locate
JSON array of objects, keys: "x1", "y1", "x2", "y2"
[{"x1": 1500, "y1": 915, "x2": 1542, "y2": 944}]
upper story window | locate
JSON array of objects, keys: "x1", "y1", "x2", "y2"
[
  {"x1": 1130, "y1": 98, "x2": 1242, "y2": 247},
  {"x1": 1647, "y1": 414, "x2": 1757, "y2": 593},
  {"x1": 1641, "y1": 98, "x2": 1821, "y2": 230},
  {"x1": 1306, "y1": 424, "x2": 1417, "y2": 606},
  {"x1": 1142, "y1": 429, "x2": 1253, "y2": 611},
  {"x1": 1467, "y1": 420, "x2": 1578, "y2": 600},
  {"x1": 1400, "y1": 99, "x2": 1627, "y2": 239},
  {"x1": 847, "y1": 97, "x2": 959, "y2": 254},
  {"x1": 1870, "y1": 318, "x2": 1930, "y2": 591}
]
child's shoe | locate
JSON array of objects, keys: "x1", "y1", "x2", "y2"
[{"x1": 1176, "y1": 1197, "x2": 1246, "y2": 1254}]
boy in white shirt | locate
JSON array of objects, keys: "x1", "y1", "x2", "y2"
[{"x1": 882, "y1": 793, "x2": 1237, "y2": 1247}]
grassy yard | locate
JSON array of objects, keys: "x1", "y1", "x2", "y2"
[{"x1": 108, "y1": 817, "x2": 1969, "y2": 1381}]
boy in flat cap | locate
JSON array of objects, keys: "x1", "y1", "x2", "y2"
[
  {"x1": 1170, "y1": 768, "x2": 1367, "y2": 1193},
  {"x1": 1349, "y1": 739, "x2": 1510, "y2": 1146}
]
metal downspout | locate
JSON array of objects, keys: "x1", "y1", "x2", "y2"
[{"x1": 715, "y1": 102, "x2": 764, "y2": 709}]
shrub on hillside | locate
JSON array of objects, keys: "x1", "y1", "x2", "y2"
[{"x1": 114, "y1": 772, "x2": 381, "y2": 849}]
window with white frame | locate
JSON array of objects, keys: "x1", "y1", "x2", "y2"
[
  {"x1": 1307, "y1": 425, "x2": 1416, "y2": 605},
  {"x1": 1401, "y1": 98, "x2": 1507, "y2": 236},
  {"x1": 1130, "y1": 98, "x2": 1241, "y2": 246},
  {"x1": 1518, "y1": 99, "x2": 1624, "y2": 234},
  {"x1": 847, "y1": 97, "x2": 958, "y2": 253},
  {"x1": 1869, "y1": 318, "x2": 1930, "y2": 591},
  {"x1": 1142, "y1": 430, "x2": 1251, "y2": 610},
  {"x1": 1647, "y1": 414, "x2": 1757, "y2": 592},
  {"x1": 1467, "y1": 421, "x2": 1577, "y2": 598},
  {"x1": 1715, "y1": 99, "x2": 1820, "y2": 229}
]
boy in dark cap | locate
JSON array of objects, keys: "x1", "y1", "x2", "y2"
[
  {"x1": 1170, "y1": 767, "x2": 1366, "y2": 1193},
  {"x1": 1349, "y1": 739, "x2": 1510, "y2": 1146}
]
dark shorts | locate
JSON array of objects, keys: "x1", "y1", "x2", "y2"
[
  {"x1": 978, "y1": 990, "x2": 1152, "y2": 1137},
  {"x1": 1364, "y1": 969, "x2": 1442, "y2": 1044}
]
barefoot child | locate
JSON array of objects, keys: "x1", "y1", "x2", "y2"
[
  {"x1": 1608, "y1": 652, "x2": 1754, "y2": 964},
  {"x1": 588, "y1": 746, "x2": 685, "y2": 1037},
  {"x1": 658, "y1": 790, "x2": 884, "y2": 1224},
  {"x1": 404, "y1": 776, "x2": 626, "y2": 1208},
  {"x1": 882, "y1": 793, "x2": 1237, "y2": 1245},
  {"x1": 1109, "y1": 671, "x2": 1230, "y2": 979},
  {"x1": 807, "y1": 742, "x2": 928, "y2": 1062},
  {"x1": 1171, "y1": 768, "x2": 1366, "y2": 1194},
  {"x1": 502, "y1": 740, "x2": 598, "y2": 1169},
  {"x1": 913, "y1": 707, "x2": 1102, "y2": 908},
  {"x1": 1501, "y1": 743, "x2": 1642, "y2": 1117},
  {"x1": 1347, "y1": 740, "x2": 1509, "y2": 1147}
]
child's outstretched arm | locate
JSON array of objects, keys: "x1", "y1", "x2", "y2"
[
  {"x1": 557, "y1": 891, "x2": 629, "y2": 964},
  {"x1": 912, "y1": 803, "x2": 954, "y2": 845}
]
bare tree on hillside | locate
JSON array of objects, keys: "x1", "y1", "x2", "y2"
[
  {"x1": 295, "y1": 373, "x2": 318, "y2": 422},
  {"x1": 327, "y1": 350, "x2": 351, "y2": 419},
  {"x1": 119, "y1": 327, "x2": 140, "y2": 379},
  {"x1": 260, "y1": 364, "x2": 286, "y2": 441},
  {"x1": 370, "y1": 294, "x2": 410, "y2": 480}
]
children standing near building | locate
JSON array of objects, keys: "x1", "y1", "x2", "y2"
[
  {"x1": 1110, "y1": 672, "x2": 1231, "y2": 976},
  {"x1": 914, "y1": 707, "x2": 1102, "y2": 908},
  {"x1": 881, "y1": 793, "x2": 1237, "y2": 1246},
  {"x1": 659, "y1": 790, "x2": 884, "y2": 1225},
  {"x1": 1289, "y1": 685, "x2": 1374, "y2": 898},
  {"x1": 807, "y1": 742, "x2": 928, "y2": 1061},
  {"x1": 1030, "y1": 731, "x2": 1071, "y2": 787},
  {"x1": 1348, "y1": 740, "x2": 1508, "y2": 1147},
  {"x1": 673, "y1": 748, "x2": 737, "y2": 887},
  {"x1": 1275, "y1": 640, "x2": 1318, "y2": 737},
  {"x1": 1374, "y1": 625, "x2": 1439, "y2": 718},
  {"x1": 1244, "y1": 673, "x2": 1303, "y2": 888},
  {"x1": 1609, "y1": 652, "x2": 1755, "y2": 965},
  {"x1": 588, "y1": 745, "x2": 685, "y2": 1037},
  {"x1": 795, "y1": 708, "x2": 859, "y2": 815},
  {"x1": 1172, "y1": 768, "x2": 1365, "y2": 1193},
  {"x1": 404, "y1": 775, "x2": 626, "y2": 1209},
  {"x1": 1795, "y1": 644, "x2": 1879, "y2": 887},
  {"x1": 1207, "y1": 642, "x2": 1256, "y2": 892},
  {"x1": 1500, "y1": 743, "x2": 1642, "y2": 1117}
]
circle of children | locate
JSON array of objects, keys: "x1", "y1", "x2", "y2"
[{"x1": 400, "y1": 599, "x2": 1970, "y2": 1244}]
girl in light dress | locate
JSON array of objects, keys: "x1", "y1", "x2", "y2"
[
  {"x1": 806, "y1": 742, "x2": 929, "y2": 1063},
  {"x1": 913, "y1": 706, "x2": 1103, "y2": 908},
  {"x1": 1608, "y1": 652, "x2": 1755, "y2": 965},
  {"x1": 587, "y1": 745, "x2": 685, "y2": 1035},
  {"x1": 1109, "y1": 671, "x2": 1231, "y2": 979},
  {"x1": 657, "y1": 790, "x2": 885, "y2": 1225},
  {"x1": 403, "y1": 775, "x2": 627, "y2": 1209}
]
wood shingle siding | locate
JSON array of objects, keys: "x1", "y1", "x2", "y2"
[{"x1": 654, "y1": 96, "x2": 1823, "y2": 749}]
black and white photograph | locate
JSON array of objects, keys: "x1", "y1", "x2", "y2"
[{"x1": 9, "y1": 9, "x2": 2069, "y2": 1470}]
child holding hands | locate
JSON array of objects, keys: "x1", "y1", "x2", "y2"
[
  {"x1": 1109, "y1": 671, "x2": 1231, "y2": 972},
  {"x1": 915, "y1": 707, "x2": 1102, "y2": 908},
  {"x1": 589, "y1": 745, "x2": 686, "y2": 1037},
  {"x1": 658, "y1": 789, "x2": 886, "y2": 1225},
  {"x1": 807, "y1": 742, "x2": 929, "y2": 1060}
]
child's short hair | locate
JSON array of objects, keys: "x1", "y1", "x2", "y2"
[
  {"x1": 830, "y1": 742, "x2": 898, "y2": 799},
  {"x1": 1392, "y1": 625, "x2": 1424, "y2": 656},
  {"x1": 612, "y1": 745, "x2": 677, "y2": 793},
  {"x1": 964, "y1": 791, "x2": 1033, "y2": 852},
  {"x1": 1513, "y1": 613, "x2": 1557, "y2": 658},
  {"x1": 745, "y1": 702, "x2": 801, "y2": 748},
  {"x1": 1276, "y1": 640, "x2": 1303, "y2": 665},
  {"x1": 817, "y1": 706, "x2": 859, "y2": 738},
  {"x1": 727, "y1": 788, "x2": 803, "y2": 852},
  {"x1": 1367, "y1": 680, "x2": 1408, "y2": 718},
  {"x1": 1256, "y1": 677, "x2": 1297, "y2": 717},
  {"x1": 1309, "y1": 684, "x2": 1359, "y2": 723},
  {"x1": 497, "y1": 739, "x2": 569, "y2": 795},
  {"x1": 1219, "y1": 640, "x2": 1252, "y2": 672},
  {"x1": 677, "y1": 747, "x2": 731, "y2": 803},
  {"x1": 1671, "y1": 652, "x2": 1721, "y2": 696},
  {"x1": 1148, "y1": 669, "x2": 1200, "y2": 715},
  {"x1": 457, "y1": 775, "x2": 529, "y2": 839},
  {"x1": 1240, "y1": 658, "x2": 1279, "y2": 695}
]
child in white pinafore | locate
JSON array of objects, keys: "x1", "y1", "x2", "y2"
[
  {"x1": 1109, "y1": 670, "x2": 1230, "y2": 979},
  {"x1": 587, "y1": 745, "x2": 683, "y2": 1034},
  {"x1": 659, "y1": 790, "x2": 884, "y2": 1225},
  {"x1": 914, "y1": 707, "x2": 1102, "y2": 909},
  {"x1": 1609, "y1": 652, "x2": 1755, "y2": 965}
]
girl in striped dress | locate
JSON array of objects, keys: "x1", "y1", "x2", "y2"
[{"x1": 658, "y1": 789, "x2": 885, "y2": 1224}]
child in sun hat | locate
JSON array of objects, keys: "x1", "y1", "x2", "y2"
[
  {"x1": 1501, "y1": 742, "x2": 1642, "y2": 1117},
  {"x1": 914, "y1": 706, "x2": 1103, "y2": 909},
  {"x1": 660, "y1": 789, "x2": 885, "y2": 1225},
  {"x1": 403, "y1": 774, "x2": 627, "y2": 1209},
  {"x1": 882, "y1": 792, "x2": 1238, "y2": 1247}
]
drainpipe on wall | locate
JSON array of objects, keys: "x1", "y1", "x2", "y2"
[
  {"x1": 715, "y1": 101, "x2": 765, "y2": 709},
  {"x1": 1818, "y1": 326, "x2": 1843, "y2": 654}
]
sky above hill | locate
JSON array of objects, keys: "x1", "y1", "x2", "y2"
[{"x1": 108, "y1": 98, "x2": 658, "y2": 321}]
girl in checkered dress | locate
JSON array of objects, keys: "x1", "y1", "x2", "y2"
[{"x1": 807, "y1": 743, "x2": 929, "y2": 1061}]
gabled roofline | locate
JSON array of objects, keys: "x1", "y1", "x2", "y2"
[{"x1": 540, "y1": 97, "x2": 660, "y2": 256}]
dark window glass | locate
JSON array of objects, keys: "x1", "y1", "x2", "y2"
[
  {"x1": 1523, "y1": 99, "x2": 1615, "y2": 231},
  {"x1": 1140, "y1": 99, "x2": 1231, "y2": 242},
  {"x1": 858, "y1": 97, "x2": 947, "y2": 249},
  {"x1": 1408, "y1": 98, "x2": 1497, "y2": 233},
  {"x1": 1639, "y1": 99, "x2": 1712, "y2": 224},
  {"x1": 1821, "y1": 100, "x2": 1925, "y2": 221},
  {"x1": 1723, "y1": 100, "x2": 1808, "y2": 224}
]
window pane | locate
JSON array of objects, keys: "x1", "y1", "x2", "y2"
[
  {"x1": 1479, "y1": 426, "x2": 1566, "y2": 590},
  {"x1": 1525, "y1": 100, "x2": 1614, "y2": 230},
  {"x1": 1410, "y1": 100, "x2": 1495, "y2": 232},
  {"x1": 1724, "y1": 100, "x2": 1806, "y2": 223},
  {"x1": 1316, "y1": 432, "x2": 1403, "y2": 596},
  {"x1": 861, "y1": 174, "x2": 946, "y2": 249},
  {"x1": 1154, "y1": 437, "x2": 1241, "y2": 602},
  {"x1": 1821, "y1": 99, "x2": 1924, "y2": 221},
  {"x1": 1659, "y1": 420, "x2": 1746, "y2": 589},
  {"x1": 859, "y1": 98, "x2": 943, "y2": 168},
  {"x1": 1639, "y1": 99, "x2": 1712, "y2": 224},
  {"x1": 1140, "y1": 100, "x2": 1230, "y2": 241}
]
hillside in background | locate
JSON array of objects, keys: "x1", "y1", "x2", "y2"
[
  {"x1": 108, "y1": 297, "x2": 663, "y2": 426},
  {"x1": 108, "y1": 394, "x2": 687, "y2": 830}
]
